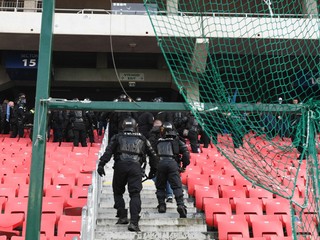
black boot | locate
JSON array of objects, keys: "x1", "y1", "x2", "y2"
[
  {"x1": 157, "y1": 204, "x2": 166, "y2": 213},
  {"x1": 116, "y1": 209, "x2": 129, "y2": 224},
  {"x1": 128, "y1": 222, "x2": 140, "y2": 232},
  {"x1": 177, "y1": 205, "x2": 187, "y2": 218}
]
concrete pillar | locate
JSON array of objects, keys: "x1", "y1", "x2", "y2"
[
  {"x1": 24, "y1": 0, "x2": 37, "y2": 12},
  {"x1": 302, "y1": 0, "x2": 318, "y2": 15}
]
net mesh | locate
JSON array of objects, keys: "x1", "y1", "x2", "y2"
[{"x1": 144, "y1": 0, "x2": 320, "y2": 238}]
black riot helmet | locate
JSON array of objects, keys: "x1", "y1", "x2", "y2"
[
  {"x1": 161, "y1": 122, "x2": 176, "y2": 138},
  {"x1": 122, "y1": 117, "x2": 137, "y2": 132}
]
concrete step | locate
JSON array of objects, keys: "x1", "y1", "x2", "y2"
[
  {"x1": 95, "y1": 222, "x2": 207, "y2": 232},
  {"x1": 97, "y1": 206, "x2": 199, "y2": 216},
  {"x1": 97, "y1": 216, "x2": 205, "y2": 225},
  {"x1": 94, "y1": 230, "x2": 211, "y2": 240},
  {"x1": 99, "y1": 199, "x2": 195, "y2": 208}
]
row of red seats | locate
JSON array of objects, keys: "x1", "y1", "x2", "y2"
[
  {"x1": 183, "y1": 143, "x2": 319, "y2": 240},
  {"x1": 0, "y1": 136, "x2": 100, "y2": 239}
]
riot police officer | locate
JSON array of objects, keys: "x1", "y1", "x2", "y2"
[
  {"x1": 97, "y1": 117, "x2": 159, "y2": 232},
  {"x1": 155, "y1": 122, "x2": 190, "y2": 218},
  {"x1": 10, "y1": 93, "x2": 27, "y2": 138}
]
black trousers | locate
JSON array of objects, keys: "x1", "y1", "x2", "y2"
[
  {"x1": 112, "y1": 161, "x2": 143, "y2": 223},
  {"x1": 155, "y1": 159, "x2": 184, "y2": 206}
]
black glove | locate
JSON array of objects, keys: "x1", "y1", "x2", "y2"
[
  {"x1": 97, "y1": 165, "x2": 105, "y2": 177},
  {"x1": 148, "y1": 169, "x2": 156, "y2": 179},
  {"x1": 179, "y1": 167, "x2": 186, "y2": 173}
]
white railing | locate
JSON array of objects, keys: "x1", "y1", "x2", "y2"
[
  {"x1": 0, "y1": 2, "x2": 318, "y2": 19},
  {"x1": 81, "y1": 124, "x2": 109, "y2": 240}
]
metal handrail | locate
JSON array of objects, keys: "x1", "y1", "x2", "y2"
[{"x1": 80, "y1": 124, "x2": 109, "y2": 240}]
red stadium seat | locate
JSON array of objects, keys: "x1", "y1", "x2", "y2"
[
  {"x1": 57, "y1": 215, "x2": 81, "y2": 238},
  {"x1": 22, "y1": 214, "x2": 56, "y2": 238},
  {"x1": 42, "y1": 197, "x2": 64, "y2": 223},
  {"x1": 4, "y1": 197, "x2": 29, "y2": 217},
  {"x1": 232, "y1": 238, "x2": 267, "y2": 240},
  {"x1": 2, "y1": 173, "x2": 29, "y2": 186},
  {"x1": 11, "y1": 236, "x2": 47, "y2": 240},
  {"x1": 187, "y1": 174, "x2": 209, "y2": 196},
  {"x1": 0, "y1": 185, "x2": 18, "y2": 199},
  {"x1": 194, "y1": 185, "x2": 219, "y2": 210},
  {"x1": 64, "y1": 198, "x2": 87, "y2": 216},
  {"x1": 234, "y1": 197, "x2": 263, "y2": 226},
  {"x1": 0, "y1": 197, "x2": 7, "y2": 212},
  {"x1": 264, "y1": 198, "x2": 291, "y2": 219},
  {"x1": 251, "y1": 215, "x2": 284, "y2": 239},
  {"x1": 45, "y1": 185, "x2": 72, "y2": 200},
  {"x1": 216, "y1": 214, "x2": 250, "y2": 240},
  {"x1": 0, "y1": 213, "x2": 24, "y2": 237},
  {"x1": 204, "y1": 198, "x2": 232, "y2": 227},
  {"x1": 247, "y1": 186, "x2": 274, "y2": 200},
  {"x1": 52, "y1": 173, "x2": 77, "y2": 188},
  {"x1": 76, "y1": 173, "x2": 92, "y2": 187},
  {"x1": 71, "y1": 186, "x2": 88, "y2": 199},
  {"x1": 219, "y1": 185, "x2": 247, "y2": 210},
  {"x1": 180, "y1": 165, "x2": 202, "y2": 185},
  {"x1": 209, "y1": 174, "x2": 234, "y2": 190}
]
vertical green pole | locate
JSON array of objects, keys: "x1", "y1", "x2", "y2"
[{"x1": 25, "y1": 0, "x2": 54, "y2": 239}]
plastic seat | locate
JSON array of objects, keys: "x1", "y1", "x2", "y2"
[
  {"x1": 209, "y1": 174, "x2": 234, "y2": 188},
  {"x1": 187, "y1": 174, "x2": 209, "y2": 196},
  {"x1": 247, "y1": 186, "x2": 274, "y2": 200},
  {"x1": 234, "y1": 198, "x2": 263, "y2": 226},
  {"x1": 269, "y1": 237, "x2": 293, "y2": 240},
  {"x1": 57, "y1": 215, "x2": 82, "y2": 238},
  {"x1": 17, "y1": 184, "x2": 30, "y2": 198},
  {"x1": 204, "y1": 198, "x2": 232, "y2": 227},
  {"x1": 71, "y1": 186, "x2": 89, "y2": 199},
  {"x1": 2, "y1": 173, "x2": 29, "y2": 186},
  {"x1": 11, "y1": 236, "x2": 47, "y2": 240},
  {"x1": 0, "y1": 196, "x2": 7, "y2": 212},
  {"x1": 45, "y1": 185, "x2": 72, "y2": 200},
  {"x1": 264, "y1": 198, "x2": 291, "y2": 218},
  {"x1": 219, "y1": 185, "x2": 247, "y2": 210},
  {"x1": 286, "y1": 214, "x2": 319, "y2": 239},
  {"x1": 42, "y1": 197, "x2": 64, "y2": 223},
  {"x1": 0, "y1": 213, "x2": 24, "y2": 237},
  {"x1": 194, "y1": 185, "x2": 219, "y2": 210},
  {"x1": 180, "y1": 165, "x2": 202, "y2": 185},
  {"x1": 250, "y1": 215, "x2": 284, "y2": 239},
  {"x1": 22, "y1": 214, "x2": 56, "y2": 238},
  {"x1": 76, "y1": 173, "x2": 92, "y2": 187},
  {"x1": 0, "y1": 185, "x2": 18, "y2": 199},
  {"x1": 216, "y1": 214, "x2": 250, "y2": 240},
  {"x1": 232, "y1": 238, "x2": 267, "y2": 240},
  {"x1": 52, "y1": 173, "x2": 77, "y2": 188},
  {"x1": 4, "y1": 197, "x2": 29, "y2": 218},
  {"x1": 64, "y1": 198, "x2": 87, "y2": 216}
]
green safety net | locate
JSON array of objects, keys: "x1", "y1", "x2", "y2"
[{"x1": 144, "y1": 0, "x2": 320, "y2": 239}]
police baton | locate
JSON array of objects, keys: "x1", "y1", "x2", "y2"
[{"x1": 142, "y1": 173, "x2": 149, "y2": 183}]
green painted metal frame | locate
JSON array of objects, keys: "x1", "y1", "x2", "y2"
[{"x1": 25, "y1": 0, "x2": 54, "y2": 239}]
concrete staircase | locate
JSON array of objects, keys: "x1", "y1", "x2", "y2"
[{"x1": 94, "y1": 161, "x2": 211, "y2": 240}]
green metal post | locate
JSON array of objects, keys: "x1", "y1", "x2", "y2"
[{"x1": 25, "y1": 0, "x2": 54, "y2": 239}]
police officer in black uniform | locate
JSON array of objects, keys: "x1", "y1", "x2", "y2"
[
  {"x1": 97, "y1": 117, "x2": 159, "y2": 232},
  {"x1": 10, "y1": 93, "x2": 27, "y2": 138},
  {"x1": 155, "y1": 122, "x2": 190, "y2": 218}
]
